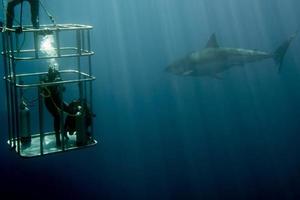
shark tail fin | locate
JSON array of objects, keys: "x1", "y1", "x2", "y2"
[{"x1": 273, "y1": 31, "x2": 298, "y2": 72}]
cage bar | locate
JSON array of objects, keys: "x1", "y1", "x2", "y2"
[{"x1": 1, "y1": 24, "x2": 97, "y2": 158}]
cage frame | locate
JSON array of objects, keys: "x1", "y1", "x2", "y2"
[{"x1": 1, "y1": 24, "x2": 97, "y2": 158}]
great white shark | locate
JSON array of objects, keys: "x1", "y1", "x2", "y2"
[{"x1": 166, "y1": 33, "x2": 297, "y2": 78}]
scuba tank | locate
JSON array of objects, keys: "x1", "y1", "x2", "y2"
[
  {"x1": 75, "y1": 105, "x2": 87, "y2": 146},
  {"x1": 19, "y1": 100, "x2": 31, "y2": 146},
  {"x1": 75, "y1": 106, "x2": 87, "y2": 146}
]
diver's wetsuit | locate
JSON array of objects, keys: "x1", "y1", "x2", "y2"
[
  {"x1": 42, "y1": 70, "x2": 71, "y2": 147},
  {"x1": 44, "y1": 84, "x2": 68, "y2": 146},
  {"x1": 6, "y1": 0, "x2": 39, "y2": 28}
]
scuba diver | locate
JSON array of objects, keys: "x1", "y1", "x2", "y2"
[
  {"x1": 40, "y1": 66, "x2": 71, "y2": 147},
  {"x1": 41, "y1": 66, "x2": 94, "y2": 147},
  {"x1": 6, "y1": 0, "x2": 39, "y2": 29}
]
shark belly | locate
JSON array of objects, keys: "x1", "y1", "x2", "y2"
[{"x1": 194, "y1": 61, "x2": 231, "y2": 76}]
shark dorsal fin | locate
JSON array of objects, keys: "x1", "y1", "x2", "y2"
[{"x1": 205, "y1": 33, "x2": 219, "y2": 48}]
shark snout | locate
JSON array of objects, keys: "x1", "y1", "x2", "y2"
[{"x1": 165, "y1": 64, "x2": 182, "y2": 75}]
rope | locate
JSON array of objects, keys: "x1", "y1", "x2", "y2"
[
  {"x1": 39, "y1": 0, "x2": 56, "y2": 25},
  {"x1": 2, "y1": 0, "x2": 57, "y2": 29},
  {"x1": 40, "y1": 84, "x2": 79, "y2": 117}
]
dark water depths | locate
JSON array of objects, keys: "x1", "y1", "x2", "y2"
[{"x1": 1, "y1": 0, "x2": 300, "y2": 199}]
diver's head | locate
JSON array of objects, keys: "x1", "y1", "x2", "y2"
[{"x1": 47, "y1": 66, "x2": 60, "y2": 82}]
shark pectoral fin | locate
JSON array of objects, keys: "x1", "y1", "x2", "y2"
[
  {"x1": 205, "y1": 33, "x2": 220, "y2": 48},
  {"x1": 182, "y1": 70, "x2": 194, "y2": 76},
  {"x1": 210, "y1": 74, "x2": 223, "y2": 80}
]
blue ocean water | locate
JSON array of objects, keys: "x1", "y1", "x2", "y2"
[{"x1": 1, "y1": 0, "x2": 300, "y2": 199}]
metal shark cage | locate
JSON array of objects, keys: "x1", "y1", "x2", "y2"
[{"x1": 1, "y1": 24, "x2": 97, "y2": 158}]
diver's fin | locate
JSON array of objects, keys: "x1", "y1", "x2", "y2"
[
  {"x1": 205, "y1": 33, "x2": 219, "y2": 48},
  {"x1": 274, "y1": 31, "x2": 298, "y2": 72}
]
